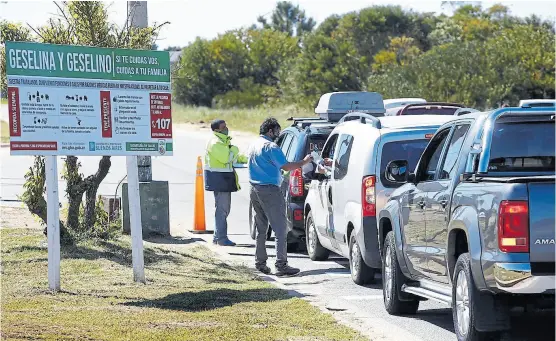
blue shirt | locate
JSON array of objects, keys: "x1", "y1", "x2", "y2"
[{"x1": 248, "y1": 136, "x2": 288, "y2": 186}]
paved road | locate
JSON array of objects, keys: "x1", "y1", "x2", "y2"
[{"x1": 1, "y1": 125, "x2": 553, "y2": 341}]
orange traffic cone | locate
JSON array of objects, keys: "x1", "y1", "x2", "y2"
[{"x1": 190, "y1": 156, "x2": 213, "y2": 234}]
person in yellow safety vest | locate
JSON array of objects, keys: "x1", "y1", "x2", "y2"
[{"x1": 205, "y1": 119, "x2": 248, "y2": 246}]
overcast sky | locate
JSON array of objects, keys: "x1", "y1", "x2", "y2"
[{"x1": 1, "y1": 1, "x2": 554, "y2": 49}]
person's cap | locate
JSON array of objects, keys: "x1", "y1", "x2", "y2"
[{"x1": 211, "y1": 119, "x2": 225, "y2": 131}]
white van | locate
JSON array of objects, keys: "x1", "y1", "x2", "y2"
[{"x1": 304, "y1": 114, "x2": 456, "y2": 285}]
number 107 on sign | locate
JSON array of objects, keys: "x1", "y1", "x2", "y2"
[{"x1": 153, "y1": 118, "x2": 171, "y2": 129}]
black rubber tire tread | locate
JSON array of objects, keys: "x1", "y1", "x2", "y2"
[
  {"x1": 452, "y1": 253, "x2": 500, "y2": 341},
  {"x1": 383, "y1": 231, "x2": 420, "y2": 315},
  {"x1": 349, "y1": 234, "x2": 376, "y2": 285},
  {"x1": 305, "y1": 212, "x2": 330, "y2": 261}
]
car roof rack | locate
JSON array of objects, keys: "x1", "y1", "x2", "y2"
[
  {"x1": 397, "y1": 102, "x2": 465, "y2": 116},
  {"x1": 338, "y1": 112, "x2": 382, "y2": 129},
  {"x1": 286, "y1": 116, "x2": 330, "y2": 129}
]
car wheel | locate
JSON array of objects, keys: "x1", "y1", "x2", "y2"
[
  {"x1": 452, "y1": 253, "x2": 499, "y2": 341},
  {"x1": 249, "y1": 202, "x2": 272, "y2": 241},
  {"x1": 305, "y1": 212, "x2": 330, "y2": 261},
  {"x1": 383, "y1": 231, "x2": 419, "y2": 315},
  {"x1": 349, "y1": 233, "x2": 375, "y2": 285}
]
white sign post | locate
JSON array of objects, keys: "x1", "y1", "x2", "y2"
[
  {"x1": 6, "y1": 41, "x2": 172, "y2": 288},
  {"x1": 126, "y1": 156, "x2": 146, "y2": 283},
  {"x1": 46, "y1": 155, "x2": 60, "y2": 291}
]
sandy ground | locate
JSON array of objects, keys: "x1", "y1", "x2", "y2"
[{"x1": 0, "y1": 206, "x2": 42, "y2": 229}]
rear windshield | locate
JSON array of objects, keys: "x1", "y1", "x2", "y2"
[
  {"x1": 380, "y1": 139, "x2": 430, "y2": 188},
  {"x1": 401, "y1": 107, "x2": 459, "y2": 115},
  {"x1": 488, "y1": 122, "x2": 555, "y2": 172},
  {"x1": 306, "y1": 135, "x2": 328, "y2": 154}
]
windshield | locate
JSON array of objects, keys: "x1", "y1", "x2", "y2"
[
  {"x1": 488, "y1": 122, "x2": 555, "y2": 173},
  {"x1": 400, "y1": 107, "x2": 460, "y2": 115},
  {"x1": 380, "y1": 139, "x2": 430, "y2": 187}
]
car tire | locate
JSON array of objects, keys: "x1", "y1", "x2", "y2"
[
  {"x1": 249, "y1": 202, "x2": 272, "y2": 241},
  {"x1": 383, "y1": 231, "x2": 419, "y2": 315},
  {"x1": 349, "y1": 233, "x2": 375, "y2": 285},
  {"x1": 452, "y1": 253, "x2": 499, "y2": 341},
  {"x1": 305, "y1": 212, "x2": 330, "y2": 261}
]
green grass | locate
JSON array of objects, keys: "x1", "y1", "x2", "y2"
[
  {"x1": 1, "y1": 228, "x2": 365, "y2": 341},
  {"x1": 1, "y1": 98, "x2": 6, "y2": 105},
  {"x1": 1, "y1": 120, "x2": 8, "y2": 143},
  {"x1": 172, "y1": 103, "x2": 315, "y2": 134}
]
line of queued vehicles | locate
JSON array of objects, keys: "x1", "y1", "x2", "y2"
[{"x1": 248, "y1": 92, "x2": 555, "y2": 341}]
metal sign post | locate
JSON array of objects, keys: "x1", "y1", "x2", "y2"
[
  {"x1": 126, "y1": 156, "x2": 146, "y2": 283},
  {"x1": 45, "y1": 155, "x2": 60, "y2": 291}
]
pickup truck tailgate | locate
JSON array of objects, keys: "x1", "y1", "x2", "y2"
[{"x1": 529, "y1": 182, "x2": 555, "y2": 263}]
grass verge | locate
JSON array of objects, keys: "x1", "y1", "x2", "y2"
[
  {"x1": 1, "y1": 120, "x2": 9, "y2": 143},
  {"x1": 1, "y1": 98, "x2": 6, "y2": 105},
  {"x1": 172, "y1": 103, "x2": 315, "y2": 134},
  {"x1": 1, "y1": 228, "x2": 364, "y2": 341}
]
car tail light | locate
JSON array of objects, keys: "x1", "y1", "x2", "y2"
[
  {"x1": 362, "y1": 176, "x2": 376, "y2": 217},
  {"x1": 498, "y1": 201, "x2": 529, "y2": 253},
  {"x1": 290, "y1": 168, "x2": 303, "y2": 197},
  {"x1": 294, "y1": 209, "x2": 303, "y2": 221}
]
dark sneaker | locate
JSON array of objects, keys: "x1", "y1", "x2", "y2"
[
  {"x1": 217, "y1": 239, "x2": 236, "y2": 247},
  {"x1": 275, "y1": 265, "x2": 300, "y2": 277},
  {"x1": 256, "y1": 264, "x2": 272, "y2": 275},
  {"x1": 212, "y1": 239, "x2": 217, "y2": 245}
]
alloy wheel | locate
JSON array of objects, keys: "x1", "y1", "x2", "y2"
[
  {"x1": 455, "y1": 270, "x2": 470, "y2": 337},
  {"x1": 351, "y1": 241, "x2": 361, "y2": 275},
  {"x1": 308, "y1": 220, "x2": 317, "y2": 256},
  {"x1": 384, "y1": 246, "x2": 393, "y2": 302}
]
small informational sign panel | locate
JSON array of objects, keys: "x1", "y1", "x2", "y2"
[{"x1": 5, "y1": 41, "x2": 173, "y2": 156}]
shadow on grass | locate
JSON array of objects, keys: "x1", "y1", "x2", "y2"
[
  {"x1": 123, "y1": 288, "x2": 292, "y2": 312},
  {"x1": 145, "y1": 236, "x2": 205, "y2": 245},
  {"x1": 62, "y1": 240, "x2": 184, "y2": 267}
]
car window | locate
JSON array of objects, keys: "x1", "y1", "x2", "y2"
[
  {"x1": 417, "y1": 128, "x2": 451, "y2": 182},
  {"x1": 438, "y1": 124, "x2": 470, "y2": 180},
  {"x1": 306, "y1": 135, "x2": 328, "y2": 155},
  {"x1": 280, "y1": 133, "x2": 293, "y2": 155},
  {"x1": 286, "y1": 135, "x2": 299, "y2": 162},
  {"x1": 488, "y1": 122, "x2": 555, "y2": 172},
  {"x1": 334, "y1": 134, "x2": 354, "y2": 180},
  {"x1": 380, "y1": 139, "x2": 430, "y2": 188},
  {"x1": 321, "y1": 134, "x2": 339, "y2": 160}
]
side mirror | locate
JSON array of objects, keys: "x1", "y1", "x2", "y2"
[{"x1": 385, "y1": 160, "x2": 410, "y2": 184}]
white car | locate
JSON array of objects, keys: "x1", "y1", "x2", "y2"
[{"x1": 304, "y1": 114, "x2": 456, "y2": 285}]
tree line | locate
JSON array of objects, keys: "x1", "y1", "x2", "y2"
[{"x1": 173, "y1": 2, "x2": 555, "y2": 110}]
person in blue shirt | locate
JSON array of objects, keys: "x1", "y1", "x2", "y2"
[{"x1": 247, "y1": 117, "x2": 312, "y2": 277}]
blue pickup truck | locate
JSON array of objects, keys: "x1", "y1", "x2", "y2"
[{"x1": 378, "y1": 106, "x2": 555, "y2": 341}]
